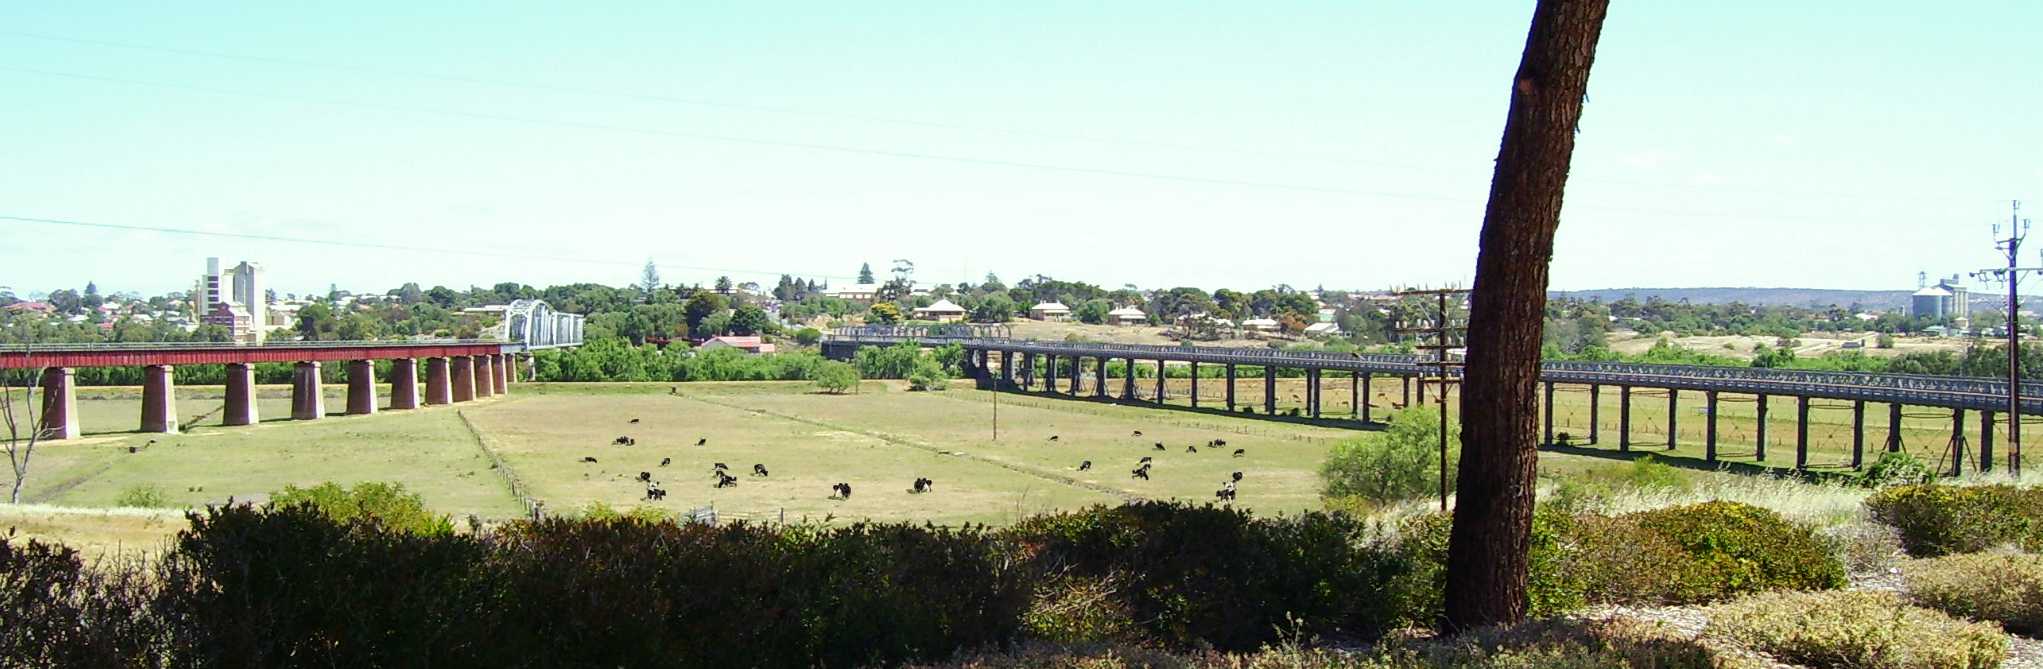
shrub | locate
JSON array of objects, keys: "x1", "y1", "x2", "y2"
[
  {"x1": 1616, "y1": 501, "x2": 1845, "y2": 603},
  {"x1": 270, "y1": 481, "x2": 453, "y2": 535},
  {"x1": 1009, "y1": 502, "x2": 1407, "y2": 650},
  {"x1": 0, "y1": 536, "x2": 163, "y2": 668},
  {"x1": 1902, "y1": 552, "x2": 2043, "y2": 634},
  {"x1": 1018, "y1": 573, "x2": 1139, "y2": 644},
  {"x1": 1391, "y1": 510, "x2": 1585, "y2": 624},
  {"x1": 114, "y1": 483, "x2": 169, "y2": 508},
  {"x1": 794, "y1": 327, "x2": 823, "y2": 346},
  {"x1": 1865, "y1": 484, "x2": 2043, "y2": 556},
  {"x1": 1622, "y1": 454, "x2": 1686, "y2": 490},
  {"x1": 1320, "y1": 408, "x2": 1457, "y2": 506},
  {"x1": 1706, "y1": 590, "x2": 2007, "y2": 669},
  {"x1": 908, "y1": 356, "x2": 950, "y2": 391},
  {"x1": 1861, "y1": 451, "x2": 1933, "y2": 488},
  {"x1": 812, "y1": 360, "x2": 860, "y2": 394}
]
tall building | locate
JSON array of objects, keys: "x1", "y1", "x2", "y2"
[
  {"x1": 198, "y1": 257, "x2": 270, "y2": 344},
  {"x1": 1908, "y1": 274, "x2": 1970, "y2": 321},
  {"x1": 229, "y1": 261, "x2": 265, "y2": 343},
  {"x1": 194, "y1": 257, "x2": 224, "y2": 317}
]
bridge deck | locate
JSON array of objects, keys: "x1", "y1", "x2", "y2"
[{"x1": 0, "y1": 340, "x2": 512, "y2": 369}]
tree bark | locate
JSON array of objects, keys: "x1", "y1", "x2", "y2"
[{"x1": 1444, "y1": 0, "x2": 1610, "y2": 632}]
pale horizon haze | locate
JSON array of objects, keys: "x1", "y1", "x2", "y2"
[{"x1": 2, "y1": 2, "x2": 2038, "y2": 298}]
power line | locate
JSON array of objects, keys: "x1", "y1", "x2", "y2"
[{"x1": 0, "y1": 214, "x2": 856, "y2": 281}]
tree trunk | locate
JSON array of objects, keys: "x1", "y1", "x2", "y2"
[{"x1": 1444, "y1": 0, "x2": 1610, "y2": 632}]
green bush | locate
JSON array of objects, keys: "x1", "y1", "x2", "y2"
[
  {"x1": 794, "y1": 327, "x2": 823, "y2": 346},
  {"x1": 1616, "y1": 501, "x2": 1846, "y2": 603},
  {"x1": 114, "y1": 483, "x2": 170, "y2": 508},
  {"x1": 1009, "y1": 502, "x2": 1408, "y2": 651},
  {"x1": 1706, "y1": 590, "x2": 2007, "y2": 669},
  {"x1": 1902, "y1": 552, "x2": 2043, "y2": 634},
  {"x1": 1865, "y1": 484, "x2": 2043, "y2": 556},
  {"x1": 1861, "y1": 451, "x2": 1933, "y2": 488},
  {"x1": 1320, "y1": 408, "x2": 1457, "y2": 506},
  {"x1": 271, "y1": 481, "x2": 453, "y2": 536},
  {"x1": 1390, "y1": 510, "x2": 1585, "y2": 625},
  {"x1": 908, "y1": 356, "x2": 950, "y2": 391},
  {"x1": 812, "y1": 360, "x2": 860, "y2": 394},
  {"x1": 0, "y1": 536, "x2": 163, "y2": 667}
]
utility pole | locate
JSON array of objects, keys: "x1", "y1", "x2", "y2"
[
  {"x1": 1397, "y1": 287, "x2": 1469, "y2": 511},
  {"x1": 1973, "y1": 200, "x2": 2034, "y2": 475}
]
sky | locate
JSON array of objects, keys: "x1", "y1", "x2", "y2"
[{"x1": 1, "y1": 1, "x2": 2039, "y2": 299}]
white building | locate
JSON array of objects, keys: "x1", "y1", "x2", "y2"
[
  {"x1": 196, "y1": 257, "x2": 270, "y2": 343},
  {"x1": 1241, "y1": 317, "x2": 1280, "y2": 332},
  {"x1": 912, "y1": 298, "x2": 967, "y2": 323},
  {"x1": 1107, "y1": 306, "x2": 1147, "y2": 326},
  {"x1": 1029, "y1": 301, "x2": 1071, "y2": 321},
  {"x1": 825, "y1": 283, "x2": 883, "y2": 303}
]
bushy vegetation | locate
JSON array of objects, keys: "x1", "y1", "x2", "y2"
[
  {"x1": 270, "y1": 481, "x2": 453, "y2": 535},
  {"x1": 1390, "y1": 511, "x2": 1585, "y2": 623},
  {"x1": 1902, "y1": 552, "x2": 2043, "y2": 635},
  {"x1": 1860, "y1": 451, "x2": 1934, "y2": 488},
  {"x1": 812, "y1": 360, "x2": 860, "y2": 394},
  {"x1": 1865, "y1": 484, "x2": 2043, "y2": 556},
  {"x1": 0, "y1": 536, "x2": 161, "y2": 668},
  {"x1": 1320, "y1": 408, "x2": 1457, "y2": 508},
  {"x1": 908, "y1": 356, "x2": 951, "y2": 391},
  {"x1": 113, "y1": 483, "x2": 169, "y2": 508},
  {"x1": 1608, "y1": 501, "x2": 1847, "y2": 603},
  {"x1": 1705, "y1": 591, "x2": 2007, "y2": 669}
]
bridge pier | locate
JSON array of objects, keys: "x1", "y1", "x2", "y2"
[
  {"x1": 1949, "y1": 408, "x2": 1969, "y2": 477},
  {"x1": 1263, "y1": 366, "x2": 1276, "y2": 415},
  {"x1": 1124, "y1": 358, "x2": 1136, "y2": 400},
  {"x1": 1756, "y1": 394, "x2": 1769, "y2": 461},
  {"x1": 1000, "y1": 351, "x2": 1014, "y2": 389},
  {"x1": 38, "y1": 367, "x2": 78, "y2": 440},
  {"x1": 475, "y1": 355, "x2": 495, "y2": 399},
  {"x1": 1095, "y1": 358, "x2": 1107, "y2": 398},
  {"x1": 1361, "y1": 372, "x2": 1373, "y2": 422},
  {"x1": 1796, "y1": 396, "x2": 1811, "y2": 470},
  {"x1": 1852, "y1": 400, "x2": 1865, "y2": 469},
  {"x1": 1588, "y1": 384, "x2": 1600, "y2": 444},
  {"x1": 1705, "y1": 391, "x2": 1719, "y2": 462},
  {"x1": 1542, "y1": 381, "x2": 1555, "y2": 446},
  {"x1": 1618, "y1": 385, "x2": 1632, "y2": 452},
  {"x1": 1982, "y1": 411, "x2": 1996, "y2": 473},
  {"x1": 390, "y1": 359, "x2": 419, "y2": 410},
  {"x1": 426, "y1": 357, "x2": 453, "y2": 405},
  {"x1": 292, "y1": 361, "x2": 325, "y2": 420},
  {"x1": 505, "y1": 353, "x2": 521, "y2": 384},
  {"x1": 1225, "y1": 364, "x2": 1236, "y2": 410},
  {"x1": 1350, "y1": 372, "x2": 1359, "y2": 420},
  {"x1": 452, "y1": 356, "x2": 475, "y2": 403},
  {"x1": 1154, "y1": 359, "x2": 1165, "y2": 404},
  {"x1": 1887, "y1": 403, "x2": 1904, "y2": 453},
  {"x1": 493, "y1": 354, "x2": 510, "y2": 396},
  {"x1": 1416, "y1": 374, "x2": 1426, "y2": 404},
  {"x1": 1402, "y1": 375, "x2": 1412, "y2": 408},
  {"x1": 1190, "y1": 362, "x2": 1200, "y2": 407},
  {"x1": 1309, "y1": 369, "x2": 1322, "y2": 418},
  {"x1": 1069, "y1": 356, "x2": 1081, "y2": 395},
  {"x1": 1667, "y1": 389, "x2": 1679, "y2": 450},
  {"x1": 347, "y1": 360, "x2": 378, "y2": 415},
  {"x1": 141, "y1": 365, "x2": 178, "y2": 434},
  {"x1": 224, "y1": 363, "x2": 258, "y2": 426}
]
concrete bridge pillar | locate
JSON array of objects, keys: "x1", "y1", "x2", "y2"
[
  {"x1": 452, "y1": 356, "x2": 475, "y2": 402},
  {"x1": 390, "y1": 359, "x2": 419, "y2": 410},
  {"x1": 475, "y1": 355, "x2": 495, "y2": 398},
  {"x1": 1704, "y1": 390, "x2": 1719, "y2": 462},
  {"x1": 493, "y1": 354, "x2": 510, "y2": 396},
  {"x1": 1755, "y1": 394, "x2": 1770, "y2": 461},
  {"x1": 426, "y1": 357, "x2": 453, "y2": 405},
  {"x1": 37, "y1": 367, "x2": 78, "y2": 440},
  {"x1": 141, "y1": 365, "x2": 178, "y2": 433},
  {"x1": 347, "y1": 360, "x2": 378, "y2": 415},
  {"x1": 223, "y1": 363, "x2": 258, "y2": 426},
  {"x1": 291, "y1": 362, "x2": 325, "y2": 420}
]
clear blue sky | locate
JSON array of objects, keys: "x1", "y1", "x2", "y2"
[{"x1": 2, "y1": 2, "x2": 2037, "y2": 298}]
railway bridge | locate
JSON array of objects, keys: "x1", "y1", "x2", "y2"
[{"x1": 826, "y1": 326, "x2": 2031, "y2": 474}]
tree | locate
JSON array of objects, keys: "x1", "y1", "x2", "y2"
[
  {"x1": 1446, "y1": 0, "x2": 1610, "y2": 632},
  {"x1": 857, "y1": 262, "x2": 876, "y2": 285},
  {"x1": 813, "y1": 361, "x2": 860, "y2": 394},
  {"x1": 2, "y1": 342, "x2": 45, "y2": 503},
  {"x1": 715, "y1": 276, "x2": 734, "y2": 294},
  {"x1": 906, "y1": 357, "x2": 949, "y2": 391},
  {"x1": 394, "y1": 282, "x2": 425, "y2": 304},
  {"x1": 46, "y1": 289, "x2": 81, "y2": 316},
  {"x1": 683, "y1": 292, "x2": 727, "y2": 335},
  {"x1": 728, "y1": 304, "x2": 772, "y2": 336},
  {"x1": 794, "y1": 327, "x2": 823, "y2": 346},
  {"x1": 869, "y1": 302, "x2": 904, "y2": 325},
  {"x1": 1074, "y1": 299, "x2": 1111, "y2": 325},
  {"x1": 1321, "y1": 408, "x2": 1459, "y2": 506},
  {"x1": 972, "y1": 294, "x2": 1016, "y2": 323},
  {"x1": 296, "y1": 303, "x2": 340, "y2": 341},
  {"x1": 636, "y1": 260, "x2": 661, "y2": 304}
]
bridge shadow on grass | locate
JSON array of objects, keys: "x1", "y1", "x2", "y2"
[
  {"x1": 991, "y1": 387, "x2": 1388, "y2": 433},
  {"x1": 1536, "y1": 442, "x2": 1861, "y2": 484}
]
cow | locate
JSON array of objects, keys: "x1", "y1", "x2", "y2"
[
  {"x1": 613, "y1": 436, "x2": 631, "y2": 445},
  {"x1": 660, "y1": 457, "x2": 672, "y2": 467},
  {"x1": 1048, "y1": 435, "x2": 1060, "y2": 442},
  {"x1": 1139, "y1": 456, "x2": 1153, "y2": 464},
  {"x1": 1131, "y1": 466, "x2": 1150, "y2": 481},
  {"x1": 1231, "y1": 471, "x2": 1243, "y2": 482},
  {"x1": 1186, "y1": 445, "x2": 1198, "y2": 454},
  {"x1": 1232, "y1": 449, "x2": 1245, "y2": 458},
  {"x1": 580, "y1": 456, "x2": 599, "y2": 464},
  {"x1": 696, "y1": 437, "x2": 708, "y2": 446},
  {"x1": 1153, "y1": 442, "x2": 1166, "y2": 451},
  {"x1": 1078, "y1": 460, "x2": 1092, "y2": 471},
  {"x1": 636, "y1": 471, "x2": 652, "y2": 483},
  {"x1": 1131, "y1": 430, "x2": 1143, "y2": 437},
  {"x1": 629, "y1": 418, "x2": 640, "y2": 424},
  {"x1": 911, "y1": 477, "x2": 934, "y2": 493},
  {"x1": 831, "y1": 482, "x2": 853, "y2": 499},
  {"x1": 752, "y1": 464, "x2": 769, "y2": 477},
  {"x1": 714, "y1": 472, "x2": 738, "y2": 488}
]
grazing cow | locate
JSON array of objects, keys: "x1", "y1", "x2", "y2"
[
  {"x1": 1139, "y1": 456, "x2": 1152, "y2": 464},
  {"x1": 831, "y1": 482, "x2": 853, "y2": 499},
  {"x1": 1214, "y1": 482, "x2": 1237, "y2": 502},
  {"x1": 911, "y1": 477, "x2": 933, "y2": 493},
  {"x1": 629, "y1": 418, "x2": 640, "y2": 424},
  {"x1": 1130, "y1": 466, "x2": 1150, "y2": 481},
  {"x1": 1213, "y1": 438, "x2": 1228, "y2": 447},
  {"x1": 629, "y1": 438, "x2": 637, "y2": 446},
  {"x1": 660, "y1": 457, "x2": 672, "y2": 467},
  {"x1": 1186, "y1": 445, "x2": 1198, "y2": 454},
  {"x1": 1049, "y1": 435, "x2": 1060, "y2": 441},
  {"x1": 696, "y1": 437, "x2": 708, "y2": 446},
  {"x1": 714, "y1": 462, "x2": 729, "y2": 471},
  {"x1": 1231, "y1": 471, "x2": 1243, "y2": 482},
  {"x1": 613, "y1": 436, "x2": 631, "y2": 445},
  {"x1": 636, "y1": 471, "x2": 652, "y2": 483},
  {"x1": 580, "y1": 456, "x2": 599, "y2": 464},
  {"x1": 1132, "y1": 430, "x2": 1143, "y2": 437},
  {"x1": 714, "y1": 472, "x2": 738, "y2": 488},
  {"x1": 645, "y1": 484, "x2": 667, "y2": 501},
  {"x1": 752, "y1": 464, "x2": 769, "y2": 477},
  {"x1": 1153, "y1": 442, "x2": 1166, "y2": 451},
  {"x1": 1232, "y1": 449, "x2": 1246, "y2": 458},
  {"x1": 1078, "y1": 460, "x2": 1092, "y2": 471}
]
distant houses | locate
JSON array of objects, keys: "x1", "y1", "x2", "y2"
[
  {"x1": 1107, "y1": 306, "x2": 1147, "y2": 326},
  {"x1": 1028, "y1": 301, "x2": 1071, "y2": 322},
  {"x1": 1240, "y1": 317, "x2": 1279, "y2": 333},
  {"x1": 912, "y1": 298, "x2": 967, "y2": 323},
  {"x1": 825, "y1": 283, "x2": 883, "y2": 303},
  {"x1": 700, "y1": 336, "x2": 776, "y2": 355}
]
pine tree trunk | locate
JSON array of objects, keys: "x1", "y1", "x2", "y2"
[{"x1": 1444, "y1": 0, "x2": 1611, "y2": 632}]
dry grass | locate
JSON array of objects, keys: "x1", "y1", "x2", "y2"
[
  {"x1": 1902, "y1": 551, "x2": 2043, "y2": 634},
  {"x1": 1704, "y1": 590, "x2": 2007, "y2": 669}
]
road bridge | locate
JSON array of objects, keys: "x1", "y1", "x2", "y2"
[{"x1": 825, "y1": 327, "x2": 2028, "y2": 474}]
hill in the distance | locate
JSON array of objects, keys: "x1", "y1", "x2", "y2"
[{"x1": 1550, "y1": 287, "x2": 1914, "y2": 309}]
